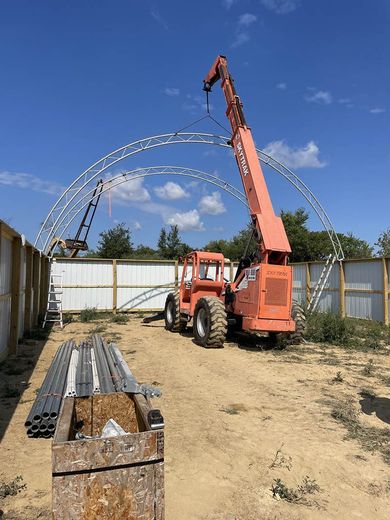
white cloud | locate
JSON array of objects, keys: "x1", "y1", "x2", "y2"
[
  {"x1": 276, "y1": 82, "x2": 287, "y2": 90},
  {"x1": 238, "y1": 13, "x2": 257, "y2": 26},
  {"x1": 107, "y1": 176, "x2": 151, "y2": 204},
  {"x1": 150, "y1": 7, "x2": 168, "y2": 29},
  {"x1": 133, "y1": 221, "x2": 142, "y2": 230},
  {"x1": 369, "y1": 107, "x2": 386, "y2": 114},
  {"x1": 305, "y1": 89, "x2": 333, "y2": 105},
  {"x1": 338, "y1": 98, "x2": 351, "y2": 104},
  {"x1": 0, "y1": 171, "x2": 63, "y2": 195},
  {"x1": 164, "y1": 87, "x2": 180, "y2": 96},
  {"x1": 263, "y1": 140, "x2": 326, "y2": 169},
  {"x1": 166, "y1": 209, "x2": 205, "y2": 231},
  {"x1": 231, "y1": 12, "x2": 257, "y2": 48},
  {"x1": 199, "y1": 192, "x2": 227, "y2": 215},
  {"x1": 154, "y1": 181, "x2": 189, "y2": 200},
  {"x1": 222, "y1": 0, "x2": 238, "y2": 9},
  {"x1": 261, "y1": 0, "x2": 300, "y2": 15}
]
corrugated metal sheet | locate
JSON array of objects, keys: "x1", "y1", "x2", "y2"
[
  {"x1": 117, "y1": 261, "x2": 175, "y2": 286},
  {"x1": 0, "y1": 299, "x2": 11, "y2": 358},
  {"x1": 309, "y1": 262, "x2": 340, "y2": 313},
  {"x1": 344, "y1": 261, "x2": 383, "y2": 320},
  {"x1": 344, "y1": 261, "x2": 382, "y2": 290},
  {"x1": 62, "y1": 288, "x2": 113, "y2": 311},
  {"x1": 292, "y1": 264, "x2": 306, "y2": 306},
  {"x1": 0, "y1": 236, "x2": 12, "y2": 294},
  {"x1": 346, "y1": 292, "x2": 383, "y2": 321},
  {"x1": 0, "y1": 236, "x2": 12, "y2": 358},
  {"x1": 55, "y1": 259, "x2": 113, "y2": 285},
  {"x1": 118, "y1": 287, "x2": 172, "y2": 310}
]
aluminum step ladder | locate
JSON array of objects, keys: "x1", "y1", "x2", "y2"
[
  {"x1": 42, "y1": 270, "x2": 64, "y2": 328},
  {"x1": 307, "y1": 254, "x2": 336, "y2": 313}
]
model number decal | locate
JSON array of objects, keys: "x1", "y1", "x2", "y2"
[{"x1": 236, "y1": 141, "x2": 249, "y2": 177}]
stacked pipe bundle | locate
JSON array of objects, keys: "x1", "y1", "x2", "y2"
[
  {"x1": 25, "y1": 335, "x2": 160, "y2": 439},
  {"x1": 24, "y1": 340, "x2": 75, "y2": 438}
]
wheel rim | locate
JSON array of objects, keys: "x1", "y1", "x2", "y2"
[
  {"x1": 166, "y1": 301, "x2": 174, "y2": 324},
  {"x1": 197, "y1": 308, "x2": 208, "y2": 338}
]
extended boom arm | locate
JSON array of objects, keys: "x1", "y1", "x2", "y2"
[{"x1": 204, "y1": 55, "x2": 291, "y2": 265}]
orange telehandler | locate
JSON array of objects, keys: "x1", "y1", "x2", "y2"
[{"x1": 164, "y1": 55, "x2": 305, "y2": 347}]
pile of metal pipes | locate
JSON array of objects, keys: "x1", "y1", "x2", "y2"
[
  {"x1": 24, "y1": 340, "x2": 75, "y2": 438},
  {"x1": 25, "y1": 335, "x2": 161, "y2": 439}
]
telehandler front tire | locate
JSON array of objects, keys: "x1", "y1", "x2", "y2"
[
  {"x1": 193, "y1": 297, "x2": 227, "y2": 348},
  {"x1": 164, "y1": 292, "x2": 186, "y2": 332}
]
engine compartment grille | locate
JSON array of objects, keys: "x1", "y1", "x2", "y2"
[{"x1": 264, "y1": 277, "x2": 288, "y2": 307}]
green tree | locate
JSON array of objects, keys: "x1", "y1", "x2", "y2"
[
  {"x1": 96, "y1": 223, "x2": 133, "y2": 258},
  {"x1": 157, "y1": 228, "x2": 168, "y2": 258},
  {"x1": 375, "y1": 228, "x2": 390, "y2": 256},
  {"x1": 132, "y1": 245, "x2": 158, "y2": 259},
  {"x1": 157, "y1": 225, "x2": 192, "y2": 259},
  {"x1": 204, "y1": 209, "x2": 374, "y2": 262},
  {"x1": 204, "y1": 224, "x2": 256, "y2": 261}
]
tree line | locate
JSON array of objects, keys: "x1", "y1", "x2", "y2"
[{"x1": 86, "y1": 209, "x2": 390, "y2": 261}]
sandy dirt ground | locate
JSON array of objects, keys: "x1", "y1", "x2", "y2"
[{"x1": 0, "y1": 315, "x2": 389, "y2": 519}]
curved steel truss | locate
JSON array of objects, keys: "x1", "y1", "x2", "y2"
[
  {"x1": 36, "y1": 132, "x2": 344, "y2": 260},
  {"x1": 50, "y1": 167, "x2": 250, "y2": 252}
]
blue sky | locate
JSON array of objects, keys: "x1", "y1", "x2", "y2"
[{"x1": 0, "y1": 0, "x2": 389, "y2": 252}]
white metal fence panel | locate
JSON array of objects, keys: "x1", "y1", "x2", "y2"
[
  {"x1": 117, "y1": 261, "x2": 175, "y2": 310},
  {"x1": 344, "y1": 261, "x2": 383, "y2": 320},
  {"x1": 118, "y1": 287, "x2": 172, "y2": 310},
  {"x1": 310, "y1": 262, "x2": 340, "y2": 313},
  {"x1": 0, "y1": 236, "x2": 12, "y2": 358},
  {"x1": 57, "y1": 257, "x2": 390, "y2": 324},
  {"x1": 292, "y1": 264, "x2": 306, "y2": 305},
  {"x1": 55, "y1": 259, "x2": 113, "y2": 311},
  {"x1": 55, "y1": 259, "x2": 112, "y2": 286}
]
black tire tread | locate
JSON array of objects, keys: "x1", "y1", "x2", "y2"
[{"x1": 195, "y1": 296, "x2": 227, "y2": 348}]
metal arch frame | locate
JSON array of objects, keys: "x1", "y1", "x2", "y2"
[
  {"x1": 35, "y1": 132, "x2": 344, "y2": 260},
  {"x1": 49, "y1": 167, "x2": 250, "y2": 253}
]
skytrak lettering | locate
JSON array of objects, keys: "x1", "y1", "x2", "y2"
[{"x1": 236, "y1": 141, "x2": 249, "y2": 177}]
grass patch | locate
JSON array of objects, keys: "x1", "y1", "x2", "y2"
[
  {"x1": 306, "y1": 312, "x2": 355, "y2": 346},
  {"x1": 0, "y1": 476, "x2": 26, "y2": 499},
  {"x1": 331, "y1": 397, "x2": 390, "y2": 464},
  {"x1": 362, "y1": 359, "x2": 375, "y2": 377},
  {"x1": 110, "y1": 313, "x2": 129, "y2": 324},
  {"x1": 360, "y1": 387, "x2": 377, "y2": 399},
  {"x1": 331, "y1": 371, "x2": 344, "y2": 383},
  {"x1": 271, "y1": 476, "x2": 320, "y2": 506},
  {"x1": 219, "y1": 403, "x2": 248, "y2": 415},
  {"x1": 89, "y1": 324, "x2": 107, "y2": 334},
  {"x1": 80, "y1": 307, "x2": 99, "y2": 322},
  {"x1": 269, "y1": 444, "x2": 292, "y2": 471},
  {"x1": 307, "y1": 313, "x2": 390, "y2": 350}
]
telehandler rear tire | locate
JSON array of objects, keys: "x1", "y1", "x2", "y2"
[
  {"x1": 164, "y1": 292, "x2": 186, "y2": 332},
  {"x1": 193, "y1": 297, "x2": 227, "y2": 348},
  {"x1": 290, "y1": 300, "x2": 306, "y2": 344}
]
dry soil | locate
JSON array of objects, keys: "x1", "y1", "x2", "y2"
[{"x1": 0, "y1": 315, "x2": 389, "y2": 519}]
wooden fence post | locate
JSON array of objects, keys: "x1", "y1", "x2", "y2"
[
  {"x1": 174, "y1": 260, "x2": 179, "y2": 289},
  {"x1": 339, "y1": 261, "x2": 345, "y2": 318},
  {"x1": 306, "y1": 263, "x2": 311, "y2": 308},
  {"x1": 383, "y1": 258, "x2": 389, "y2": 326},
  {"x1": 112, "y1": 259, "x2": 117, "y2": 313},
  {"x1": 9, "y1": 236, "x2": 21, "y2": 353},
  {"x1": 32, "y1": 252, "x2": 41, "y2": 326}
]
